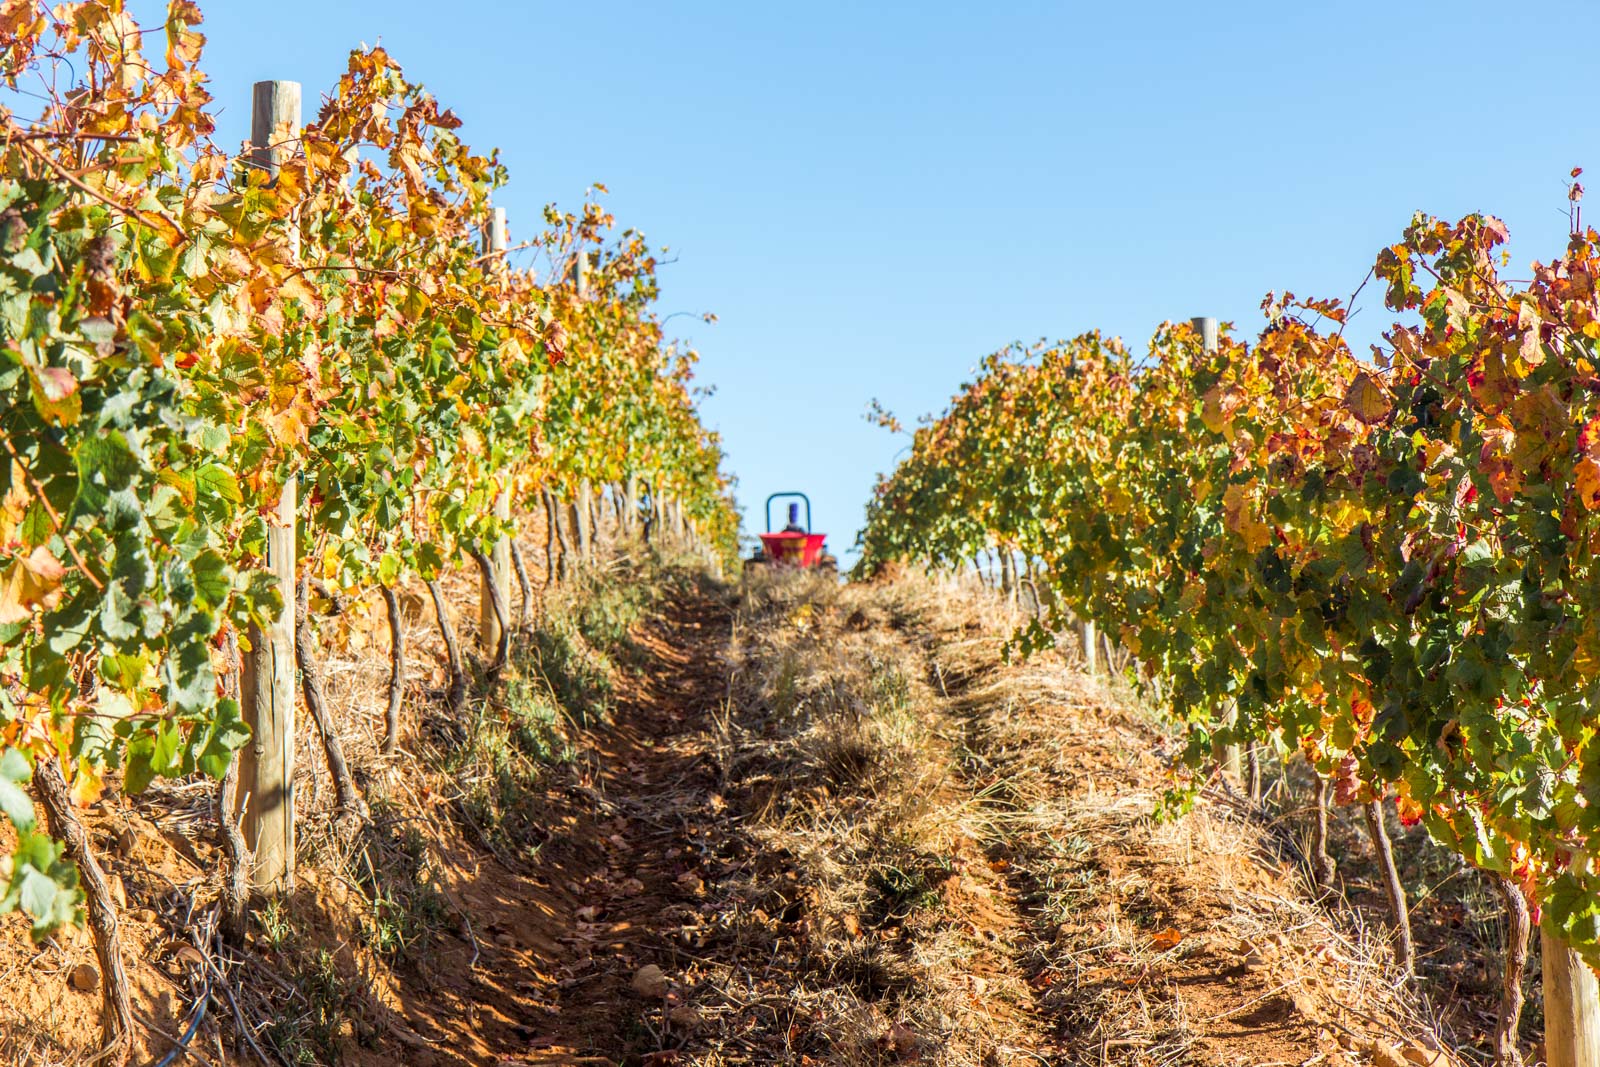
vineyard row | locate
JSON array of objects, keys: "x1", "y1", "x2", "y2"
[
  {"x1": 860, "y1": 197, "x2": 1600, "y2": 1065},
  {"x1": 0, "y1": 1, "x2": 737, "y2": 1056}
]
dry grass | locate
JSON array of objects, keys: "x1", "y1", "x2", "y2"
[
  {"x1": 1, "y1": 547, "x2": 1506, "y2": 1066},
  {"x1": 893, "y1": 569, "x2": 1482, "y2": 1066},
  {"x1": 677, "y1": 567, "x2": 1046, "y2": 1066}
]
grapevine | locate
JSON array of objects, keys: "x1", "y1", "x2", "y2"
[
  {"x1": 861, "y1": 195, "x2": 1600, "y2": 978},
  {"x1": 0, "y1": 0, "x2": 736, "y2": 970}
]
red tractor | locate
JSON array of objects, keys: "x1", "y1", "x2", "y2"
[{"x1": 747, "y1": 492, "x2": 837, "y2": 573}]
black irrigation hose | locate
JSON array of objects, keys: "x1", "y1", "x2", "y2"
[{"x1": 149, "y1": 966, "x2": 212, "y2": 1067}]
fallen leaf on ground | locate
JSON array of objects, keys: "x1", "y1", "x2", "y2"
[{"x1": 1149, "y1": 927, "x2": 1184, "y2": 951}]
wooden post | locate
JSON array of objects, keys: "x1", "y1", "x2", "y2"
[
  {"x1": 237, "y1": 79, "x2": 302, "y2": 893},
  {"x1": 1190, "y1": 314, "x2": 1241, "y2": 779},
  {"x1": 1544, "y1": 928, "x2": 1600, "y2": 1067},
  {"x1": 572, "y1": 249, "x2": 591, "y2": 298},
  {"x1": 576, "y1": 479, "x2": 594, "y2": 561},
  {"x1": 479, "y1": 206, "x2": 513, "y2": 654},
  {"x1": 624, "y1": 475, "x2": 639, "y2": 538}
]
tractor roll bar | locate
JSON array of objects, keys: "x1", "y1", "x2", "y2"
[{"x1": 764, "y1": 492, "x2": 812, "y2": 533}]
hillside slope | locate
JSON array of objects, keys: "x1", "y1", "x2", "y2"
[{"x1": 5, "y1": 562, "x2": 1481, "y2": 1066}]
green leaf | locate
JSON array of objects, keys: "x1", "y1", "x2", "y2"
[
  {"x1": 123, "y1": 734, "x2": 156, "y2": 795},
  {"x1": 17, "y1": 502, "x2": 50, "y2": 549},
  {"x1": 149, "y1": 719, "x2": 182, "y2": 777},
  {"x1": 197, "y1": 699, "x2": 250, "y2": 779},
  {"x1": 19, "y1": 865, "x2": 59, "y2": 920},
  {"x1": 0, "y1": 748, "x2": 35, "y2": 832},
  {"x1": 194, "y1": 464, "x2": 242, "y2": 507},
  {"x1": 190, "y1": 549, "x2": 232, "y2": 609},
  {"x1": 26, "y1": 364, "x2": 80, "y2": 427}
]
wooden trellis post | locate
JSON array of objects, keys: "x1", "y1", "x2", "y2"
[
  {"x1": 576, "y1": 480, "x2": 594, "y2": 561},
  {"x1": 237, "y1": 79, "x2": 302, "y2": 893},
  {"x1": 1545, "y1": 923, "x2": 1600, "y2": 1062},
  {"x1": 480, "y1": 206, "x2": 513, "y2": 653},
  {"x1": 573, "y1": 248, "x2": 591, "y2": 299}
]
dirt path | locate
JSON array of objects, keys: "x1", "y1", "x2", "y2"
[
  {"x1": 360, "y1": 566, "x2": 1464, "y2": 1067},
  {"x1": 361, "y1": 568, "x2": 740, "y2": 1066}
]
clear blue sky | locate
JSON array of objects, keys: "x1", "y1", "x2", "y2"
[{"x1": 180, "y1": 1, "x2": 1598, "y2": 560}]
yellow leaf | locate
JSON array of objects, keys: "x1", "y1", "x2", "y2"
[
  {"x1": 1343, "y1": 372, "x2": 1392, "y2": 426},
  {"x1": 0, "y1": 462, "x2": 29, "y2": 544},
  {"x1": 1201, "y1": 386, "x2": 1228, "y2": 436},
  {"x1": 0, "y1": 546, "x2": 67, "y2": 624},
  {"x1": 1576, "y1": 457, "x2": 1600, "y2": 510},
  {"x1": 69, "y1": 758, "x2": 106, "y2": 808},
  {"x1": 1223, "y1": 484, "x2": 1272, "y2": 553}
]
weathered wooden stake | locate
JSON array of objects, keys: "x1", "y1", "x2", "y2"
[
  {"x1": 237, "y1": 79, "x2": 302, "y2": 893},
  {"x1": 573, "y1": 480, "x2": 593, "y2": 562},
  {"x1": 479, "y1": 206, "x2": 513, "y2": 654},
  {"x1": 1544, "y1": 928, "x2": 1600, "y2": 1067},
  {"x1": 541, "y1": 487, "x2": 561, "y2": 586},
  {"x1": 573, "y1": 248, "x2": 592, "y2": 299}
]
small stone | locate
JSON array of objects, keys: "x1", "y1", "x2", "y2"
[
  {"x1": 70, "y1": 964, "x2": 100, "y2": 992},
  {"x1": 667, "y1": 1005, "x2": 702, "y2": 1030},
  {"x1": 1369, "y1": 1042, "x2": 1407, "y2": 1067},
  {"x1": 632, "y1": 964, "x2": 670, "y2": 998}
]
